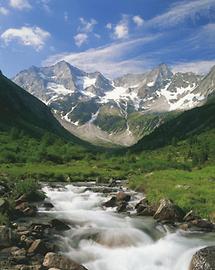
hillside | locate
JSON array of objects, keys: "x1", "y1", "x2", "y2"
[
  {"x1": 0, "y1": 71, "x2": 92, "y2": 147},
  {"x1": 130, "y1": 98, "x2": 215, "y2": 152}
]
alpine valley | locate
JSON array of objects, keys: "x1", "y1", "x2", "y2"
[{"x1": 13, "y1": 61, "x2": 215, "y2": 146}]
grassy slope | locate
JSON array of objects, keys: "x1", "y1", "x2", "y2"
[
  {"x1": 129, "y1": 166, "x2": 215, "y2": 219},
  {"x1": 130, "y1": 100, "x2": 215, "y2": 151}
]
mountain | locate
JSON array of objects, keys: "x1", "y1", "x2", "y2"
[
  {"x1": 0, "y1": 70, "x2": 91, "y2": 147},
  {"x1": 13, "y1": 62, "x2": 214, "y2": 146},
  {"x1": 130, "y1": 97, "x2": 215, "y2": 152}
]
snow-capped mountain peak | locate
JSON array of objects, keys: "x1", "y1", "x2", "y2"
[{"x1": 13, "y1": 61, "x2": 215, "y2": 146}]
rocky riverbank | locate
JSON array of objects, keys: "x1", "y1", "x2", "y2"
[
  {"x1": 0, "y1": 180, "x2": 88, "y2": 270},
  {"x1": 0, "y1": 179, "x2": 215, "y2": 270}
]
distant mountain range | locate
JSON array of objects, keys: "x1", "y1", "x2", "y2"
[{"x1": 13, "y1": 61, "x2": 215, "y2": 146}]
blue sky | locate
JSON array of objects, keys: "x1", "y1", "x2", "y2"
[{"x1": 0, "y1": 0, "x2": 215, "y2": 78}]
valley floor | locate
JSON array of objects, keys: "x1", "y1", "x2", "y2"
[{"x1": 0, "y1": 162, "x2": 214, "y2": 220}]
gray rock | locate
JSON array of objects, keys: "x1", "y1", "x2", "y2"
[
  {"x1": 43, "y1": 252, "x2": 88, "y2": 270},
  {"x1": 103, "y1": 196, "x2": 117, "y2": 208},
  {"x1": 50, "y1": 219, "x2": 70, "y2": 231},
  {"x1": 153, "y1": 198, "x2": 185, "y2": 222},
  {"x1": 189, "y1": 246, "x2": 215, "y2": 270}
]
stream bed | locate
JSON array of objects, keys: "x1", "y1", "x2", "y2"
[{"x1": 40, "y1": 182, "x2": 215, "y2": 270}]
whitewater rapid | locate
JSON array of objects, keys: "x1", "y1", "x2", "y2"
[{"x1": 41, "y1": 183, "x2": 215, "y2": 270}]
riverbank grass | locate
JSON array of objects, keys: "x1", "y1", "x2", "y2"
[{"x1": 129, "y1": 166, "x2": 215, "y2": 219}]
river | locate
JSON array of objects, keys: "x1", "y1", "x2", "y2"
[{"x1": 40, "y1": 182, "x2": 215, "y2": 270}]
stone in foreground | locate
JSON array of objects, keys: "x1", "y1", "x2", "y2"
[
  {"x1": 189, "y1": 246, "x2": 215, "y2": 270},
  {"x1": 43, "y1": 252, "x2": 88, "y2": 270}
]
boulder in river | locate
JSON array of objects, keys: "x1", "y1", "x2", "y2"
[
  {"x1": 117, "y1": 202, "x2": 128, "y2": 213},
  {"x1": 43, "y1": 252, "x2": 88, "y2": 270},
  {"x1": 190, "y1": 219, "x2": 214, "y2": 232},
  {"x1": 135, "y1": 198, "x2": 156, "y2": 216},
  {"x1": 50, "y1": 219, "x2": 70, "y2": 231},
  {"x1": 153, "y1": 198, "x2": 185, "y2": 222},
  {"x1": 102, "y1": 196, "x2": 117, "y2": 208},
  {"x1": 43, "y1": 202, "x2": 54, "y2": 209},
  {"x1": 189, "y1": 246, "x2": 215, "y2": 270},
  {"x1": 116, "y1": 191, "x2": 131, "y2": 202}
]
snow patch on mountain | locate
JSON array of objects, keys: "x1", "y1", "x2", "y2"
[
  {"x1": 158, "y1": 83, "x2": 204, "y2": 111},
  {"x1": 76, "y1": 76, "x2": 97, "y2": 90},
  {"x1": 47, "y1": 82, "x2": 73, "y2": 95}
]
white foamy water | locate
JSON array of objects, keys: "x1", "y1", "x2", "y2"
[{"x1": 41, "y1": 184, "x2": 215, "y2": 270}]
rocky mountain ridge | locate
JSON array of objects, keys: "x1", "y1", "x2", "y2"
[{"x1": 13, "y1": 61, "x2": 215, "y2": 146}]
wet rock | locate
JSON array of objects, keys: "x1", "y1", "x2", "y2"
[
  {"x1": 0, "y1": 226, "x2": 14, "y2": 248},
  {"x1": 10, "y1": 247, "x2": 28, "y2": 264},
  {"x1": 23, "y1": 206, "x2": 37, "y2": 217},
  {"x1": 179, "y1": 223, "x2": 189, "y2": 231},
  {"x1": 189, "y1": 246, "x2": 215, "y2": 270},
  {"x1": 15, "y1": 265, "x2": 42, "y2": 270},
  {"x1": 135, "y1": 198, "x2": 155, "y2": 216},
  {"x1": 43, "y1": 202, "x2": 54, "y2": 209},
  {"x1": 50, "y1": 219, "x2": 70, "y2": 231},
  {"x1": 108, "y1": 179, "x2": 117, "y2": 187},
  {"x1": 116, "y1": 191, "x2": 131, "y2": 202},
  {"x1": 153, "y1": 198, "x2": 185, "y2": 222},
  {"x1": 190, "y1": 219, "x2": 214, "y2": 232},
  {"x1": 135, "y1": 198, "x2": 149, "y2": 210},
  {"x1": 43, "y1": 252, "x2": 88, "y2": 270},
  {"x1": 117, "y1": 202, "x2": 128, "y2": 213},
  {"x1": 138, "y1": 207, "x2": 155, "y2": 216},
  {"x1": 28, "y1": 239, "x2": 47, "y2": 255},
  {"x1": 15, "y1": 202, "x2": 37, "y2": 217},
  {"x1": 103, "y1": 196, "x2": 117, "y2": 208}
]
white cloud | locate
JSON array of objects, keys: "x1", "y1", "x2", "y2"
[
  {"x1": 147, "y1": 0, "x2": 215, "y2": 29},
  {"x1": 9, "y1": 0, "x2": 32, "y2": 10},
  {"x1": 0, "y1": 7, "x2": 9, "y2": 15},
  {"x1": 74, "y1": 17, "x2": 97, "y2": 47},
  {"x1": 172, "y1": 60, "x2": 215, "y2": 74},
  {"x1": 114, "y1": 16, "x2": 129, "y2": 39},
  {"x1": 78, "y1": 17, "x2": 97, "y2": 33},
  {"x1": 106, "y1": 23, "x2": 112, "y2": 30},
  {"x1": 133, "y1": 15, "x2": 144, "y2": 27},
  {"x1": 1, "y1": 26, "x2": 50, "y2": 50},
  {"x1": 114, "y1": 24, "x2": 128, "y2": 39},
  {"x1": 74, "y1": 33, "x2": 88, "y2": 47},
  {"x1": 39, "y1": 0, "x2": 51, "y2": 13},
  {"x1": 43, "y1": 35, "x2": 161, "y2": 78},
  {"x1": 190, "y1": 23, "x2": 215, "y2": 47}
]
